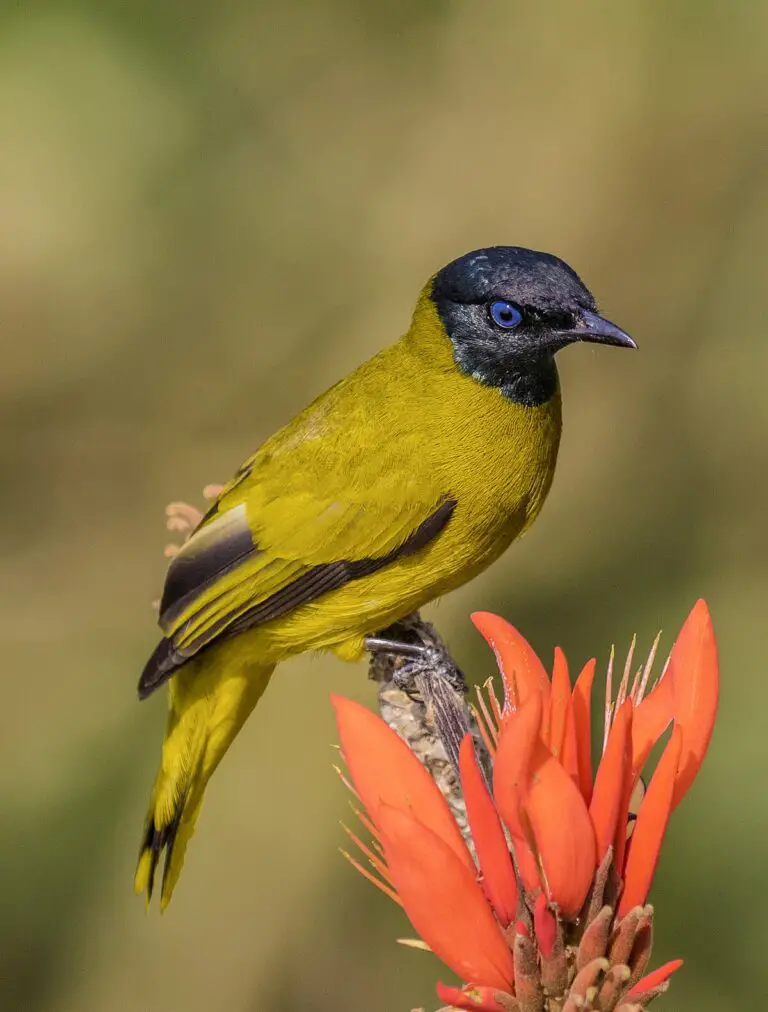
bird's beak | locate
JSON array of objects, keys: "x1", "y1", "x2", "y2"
[{"x1": 559, "y1": 310, "x2": 637, "y2": 349}]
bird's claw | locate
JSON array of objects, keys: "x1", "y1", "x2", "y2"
[
  {"x1": 392, "y1": 657, "x2": 427, "y2": 699},
  {"x1": 394, "y1": 646, "x2": 460, "y2": 694}
]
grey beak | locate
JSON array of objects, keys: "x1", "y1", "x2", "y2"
[{"x1": 560, "y1": 310, "x2": 637, "y2": 349}]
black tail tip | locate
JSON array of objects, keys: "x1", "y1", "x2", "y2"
[{"x1": 135, "y1": 806, "x2": 184, "y2": 905}]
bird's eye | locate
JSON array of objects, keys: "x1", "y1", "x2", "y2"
[{"x1": 488, "y1": 300, "x2": 523, "y2": 330}]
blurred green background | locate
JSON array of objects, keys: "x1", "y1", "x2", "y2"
[{"x1": 2, "y1": 1, "x2": 766, "y2": 1009}]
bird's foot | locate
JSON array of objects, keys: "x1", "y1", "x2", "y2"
[
  {"x1": 365, "y1": 621, "x2": 467, "y2": 697},
  {"x1": 390, "y1": 643, "x2": 466, "y2": 697}
]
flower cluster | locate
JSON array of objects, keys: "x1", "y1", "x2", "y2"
[{"x1": 333, "y1": 600, "x2": 718, "y2": 1011}]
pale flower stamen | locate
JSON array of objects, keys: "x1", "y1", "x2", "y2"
[
  {"x1": 603, "y1": 645, "x2": 615, "y2": 753},
  {"x1": 486, "y1": 677, "x2": 504, "y2": 728},
  {"x1": 474, "y1": 682, "x2": 499, "y2": 749},
  {"x1": 616, "y1": 634, "x2": 637, "y2": 710},
  {"x1": 634, "y1": 632, "x2": 661, "y2": 705},
  {"x1": 340, "y1": 822, "x2": 394, "y2": 885},
  {"x1": 332, "y1": 762, "x2": 361, "y2": 801},
  {"x1": 471, "y1": 703, "x2": 497, "y2": 757},
  {"x1": 339, "y1": 848, "x2": 402, "y2": 906}
]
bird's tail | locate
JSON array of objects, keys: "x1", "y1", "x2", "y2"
[{"x1": 134, "y1": 653, "x2": 275, "y2": 910}]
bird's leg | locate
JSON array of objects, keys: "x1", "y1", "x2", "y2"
[{"x1": 363, "y1": 636, "x2": 427, "y2": 663}]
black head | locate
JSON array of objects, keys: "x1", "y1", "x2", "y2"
[{"x1": 431, "y1": 246, "x2": 635, "y2": 406}]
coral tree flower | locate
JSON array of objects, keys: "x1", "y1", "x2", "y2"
[{"x1": 333, "y1": 600, "x2": 718, "y2": 1011}]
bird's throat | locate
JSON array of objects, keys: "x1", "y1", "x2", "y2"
[
  {"x1": 455, "y1": 347, "x2": 560, "y2": 407},
  {"x1": 494, "y1": 357, "x2": 560, "y2": 407}
]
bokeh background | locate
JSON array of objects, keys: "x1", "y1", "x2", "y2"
[{"x1": 2, "y1": 2, "x2": 767, "y2": 1010}]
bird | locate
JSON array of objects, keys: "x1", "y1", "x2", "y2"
[{"x1": 134, "y1": 245, "x2": 636, "y2": 909}]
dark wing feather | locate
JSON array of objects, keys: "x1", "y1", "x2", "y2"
[
  {"x1": 226, "y1": 498, "x2": 457, "y2": 635},
  {"x1": 138, "y1": 499, "x2": 456, "y2": 700},
  {"x1": 159, "y1": 504, "x2": 255, "y2": 631}
]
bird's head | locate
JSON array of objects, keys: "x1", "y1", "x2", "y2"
[{"x1": 426, "y1": 246, "x2": 636, "y2": 406}]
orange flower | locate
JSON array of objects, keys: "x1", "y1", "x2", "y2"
[
  {"x1": 334, "y1": 696, "x2": 515, "y2": 993},
  {"x1": 334, "y1": 600, "x2": 718, "y2": 1011}
]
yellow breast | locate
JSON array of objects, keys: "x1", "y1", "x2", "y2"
[
  {"x1": 253, "y1": 294, "x2": 562, "y2": 658},
  {"x1": 408, "y1": 303, "x2": 562, "y2": 582}
]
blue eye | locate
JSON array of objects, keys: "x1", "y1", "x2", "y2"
[{"x1": 489, "y1": 300, "x2": 523, "y2": 329}]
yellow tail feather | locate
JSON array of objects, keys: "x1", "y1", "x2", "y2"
[{"x1": 134, "y1": 650, "x2": 275, "y2": 909}]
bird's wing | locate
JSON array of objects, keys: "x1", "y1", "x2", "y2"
[{"x1": 138, "y1": 460, "x2": 456, "y2": 697}]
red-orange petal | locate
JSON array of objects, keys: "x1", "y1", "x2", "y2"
[
  {"x1": 571, "y1": 658, "x2": 596, "y2": 804},
  {"x1": 472, "y1": 612, "x2": 550, "y2": 715},
  {"x1": 377, "y1": 805, "x2": 515, "y2": 992},
  {"x1": 435, "y1": 982, "x2": 509, "y2": 1012},
  {"x1": 459, "y1": 734, "x2": 518, "y2": 927},
  {"x1": 612, "y1": 746, "x2": 637, "y2": 876},
  {"x1": 546, "y1": 647, "x2": 571, "y2": 757},
  {"x1": 332, "y1": 695, "x2": 473, "y2": 871},
  {"x1": 589, "y1": 699, "x2": 633, "y2": 864},
  {"x1": 524, "y1": 748, "x2": 597, "y2": 918},
  {"x1": 560, "y1": 696, "x2": 580, "y2": 788},
  {"x1": 619, "y1": 726, "x2": 682, "y2": 917},
  {"x1": 626, "y1": 958, "x2": 683, "y2": 998},
  {"x1": 493, "y1": 692, "x2": 544, "y2": 839},
  {"x1": 666, "y1": 599, "x2": 719, "y2": 807},
  {"x1": 511, "y1": 838, "x2": 543, "y2": 898},
  {"x1": 495, "y1": 690, "x2": 595, "y2": 915}
]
